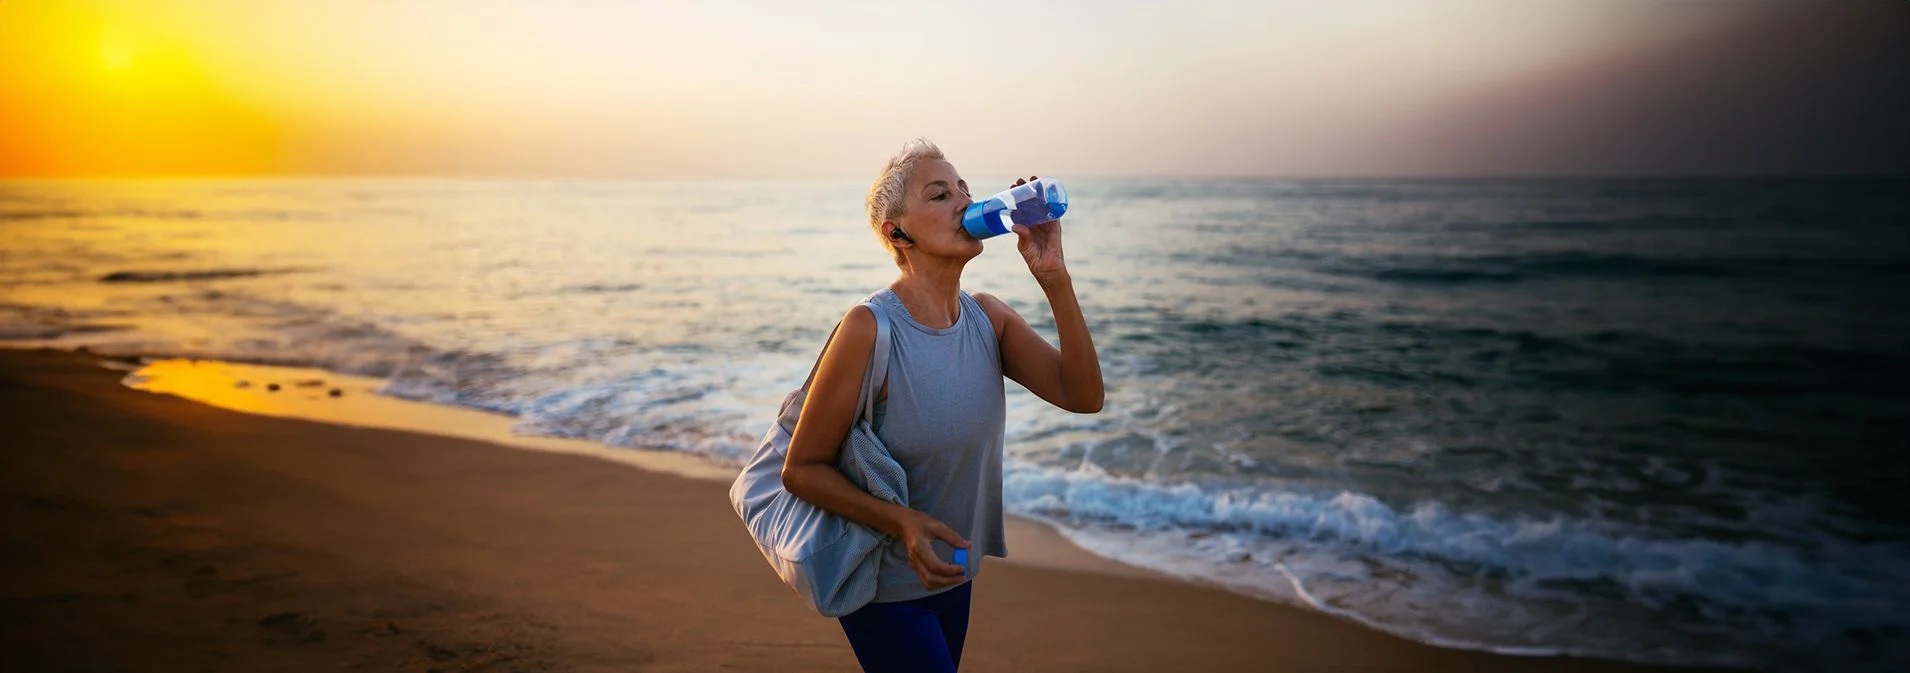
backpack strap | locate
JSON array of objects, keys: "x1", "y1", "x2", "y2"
[
  {"x1": 857, "y1": 301, "x2": 893, "y2": 425},
  {"x1": 795, "y1": 301, "x2": 893, "y2": 425}
]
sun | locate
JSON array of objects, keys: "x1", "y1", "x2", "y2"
[
  {"x1": 99, "y1": 26, "x2": 138, "y2": 73},
  {"x1": 0, "y1": 3, "x2": 287, "y2": 177}
]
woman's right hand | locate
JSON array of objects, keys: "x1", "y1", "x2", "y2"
[{"x1": 895, "y1": 509, "x2": 969, "y2": 590}]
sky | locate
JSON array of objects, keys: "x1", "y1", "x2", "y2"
[{"x1": 2, "y1": 0, "x2": 1906, "y2": 179}]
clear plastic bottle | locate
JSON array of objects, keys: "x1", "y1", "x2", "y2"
[{"x1": 962, "y1": 177, "x2": 1069, "y2": 240}]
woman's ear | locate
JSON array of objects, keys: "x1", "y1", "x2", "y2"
[{"x1": 886, "y1": 222, "x2": 913, "y2": 246}]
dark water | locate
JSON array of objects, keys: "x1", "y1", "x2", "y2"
[
  {"x1": 3, "y1": 177, "x2": 1907, "y2": 670},
  {"x1": 997, "y1": 178, "x2": 1910, "y2": 671}
]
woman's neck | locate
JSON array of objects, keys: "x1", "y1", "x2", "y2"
[{"x1": 891, "y1": 261, "x2": 965, "y2": 329}]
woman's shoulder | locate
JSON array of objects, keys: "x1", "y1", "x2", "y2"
[
  {"x1": 819, "y1": 304, "x2": 880, "y2": 369},
  {"x1": 832, "y1": 288, "x2": 893, "y2": 338},
  {"x1": 844, "y1": 287, "x2": 923, "y2": 338},
  {"x1": 841, "y1": 297, "x2": 882, "y2": 326}
]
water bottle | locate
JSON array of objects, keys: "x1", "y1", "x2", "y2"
[{"x1": 962, "y1": 177, "x2": 1069, "y2": 240}]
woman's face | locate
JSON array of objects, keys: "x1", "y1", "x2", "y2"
[{"x1": 890, "y1": 158, "x2": 983, "y2": 261}]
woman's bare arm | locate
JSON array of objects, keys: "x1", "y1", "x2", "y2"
[
  {"x1": 992, "y1": 182, "x2": 1104, "y2": 414},
  {"x1": 976, "y1": 283, "x2": 1105, "y2": 414}
]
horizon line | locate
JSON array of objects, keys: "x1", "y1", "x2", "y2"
[{"x1": 6, "y1": 171, "x2": 1909, "y2": 183}]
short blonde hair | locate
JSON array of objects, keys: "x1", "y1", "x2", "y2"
[{"x1": 865, "y1": 138, "x2": 945, "y2": 267}]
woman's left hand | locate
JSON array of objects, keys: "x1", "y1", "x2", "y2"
[{"x1": 1008, "y1": 176, "x2": 1068, "y2": 284}]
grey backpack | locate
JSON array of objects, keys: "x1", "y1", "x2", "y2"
[{"x1": 728, "y1": 300, "x2": 906, "y2": 617}]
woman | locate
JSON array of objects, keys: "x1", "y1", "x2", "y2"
[{"x1": 779, "y1": 138, "x2": 1104, "y2": 673}]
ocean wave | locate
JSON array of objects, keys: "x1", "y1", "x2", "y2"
[
  {"x1": 556, "y1": 282, "x2": 646, "y2": 294},
  {"x1": 0, "y1": 206, "x2": 319, "y2": 222},
  {"x1": 1003, "y1": 464, "x2": 1904, "y2": 613},
  {"x1": 98, "y1": 267, "x2": 314, "y2": 283},
  {"x1": 376, "y1": 344, "x2": 780, "y2": 465},
  {"x1": 1321, "y1": 250, "x2": 1910, "y2": 286},
  {"x1": 379, "y1": 348, "x2": 538, "y2": 413},
  {"x1": 1323, "y1": 251, "x2": 1739, "y2": 285},
  {"x1": 1003, "y1": 463, "x2": 1910, "y2": 670},
  {"x1": 1273, "y1": 317, "x2": 1910, "y2": 397},
  {"x1": 0, "y1": 323, "x2": 134, "y2": 340},
  {"x1": 0, "y1": 303, "x2": 141, "y2": 341},
  {"x1": 1428, "y1": 215, "x2": 1735, "y2": 234},
  {"x1": 0, "y1": 209, "x2": 89, "y2": 222},
  {"x1": 2, "y1": 289, "x2": 444, "y2": 382}
]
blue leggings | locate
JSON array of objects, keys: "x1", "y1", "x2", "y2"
[{"x1": 837, "y1": 581, "x2": 973, "y2": 673}]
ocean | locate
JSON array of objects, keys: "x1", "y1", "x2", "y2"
[{"x1": 4, "y1": 176, "x2": 1907, "y2": 671}]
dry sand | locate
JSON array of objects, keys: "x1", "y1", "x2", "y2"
[{"x1": 1, "y1": 348, "x2": 1722, "y2": 672}]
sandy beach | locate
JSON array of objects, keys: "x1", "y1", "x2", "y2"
[{"x1": 0, "y1": 347, "x2": 1725, "y2": 672}]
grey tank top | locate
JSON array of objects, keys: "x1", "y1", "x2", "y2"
[{"x1": 864, "y1": 288, "x2": 1008, "y2": 602}]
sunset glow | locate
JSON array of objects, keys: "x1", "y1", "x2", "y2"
[
  {"x1": 1, "y1": 1, "x2": 284, "y2": 176},
  {"x1": 2, "y1": 0, "x2": 1904, "y2": 178}
]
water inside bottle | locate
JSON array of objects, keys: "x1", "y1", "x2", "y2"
[{"x1": 1008, "y1": 192, "x2": 1064, "y2": 225}]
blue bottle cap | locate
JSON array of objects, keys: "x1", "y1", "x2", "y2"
[{"x1": 953, "y1": 548, "x2": 968, "y2": 573}]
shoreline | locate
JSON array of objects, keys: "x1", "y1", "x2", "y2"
[
  {"x1": 111, "y1": 354, "x2": 1169, "y2": 584},
  {"x1": 2, "y1": 347, "x2": 1727, "y2": 672}
]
